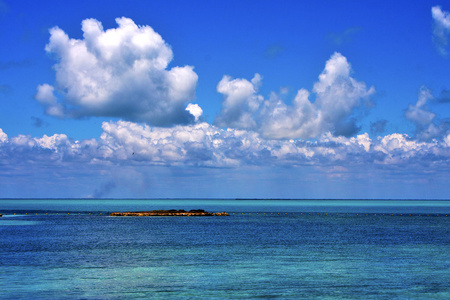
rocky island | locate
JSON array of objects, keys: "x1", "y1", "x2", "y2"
[{"x1": 110, "y1": 209, "x2": 229, "y2": 217}]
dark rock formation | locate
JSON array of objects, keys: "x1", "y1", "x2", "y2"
[{"x1": 110, "y1": 209, "x2": 229, "y2": 217}]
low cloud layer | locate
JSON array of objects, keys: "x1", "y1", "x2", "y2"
[
  {"x1": 215, "y1": 53, "x2": 375, "y2": 139},
  {"x1": 432, "y1": 6, "x2": 450, "y2": 56},
  {"x1": 1, "y1": 122, "x2": 449, "y2": 171},
  {"x1": 36, "y1": 17, "x2": 199, "y2": 126}
]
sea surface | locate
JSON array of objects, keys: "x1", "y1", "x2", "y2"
[{"x1": 1, "y1": 199, "x2": 449, "y2": 299}]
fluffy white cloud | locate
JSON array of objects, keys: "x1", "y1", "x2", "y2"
[
  {"x1": 375, "y1": 133, "x2": 422, "y2": 154},
  {"x1": 186, "y1": 103, "x2": 203, "y2": 121},
  {"x1": 259, "y1": 89, "x2": 322, "y2": 139},
  {"x1": 1, "y1": 122, "x2": 449, "y2": 171},
  {"x1": 321, "y1": 132, "x2": 372, "y2": 152},
  {"x1": 36, "y1": 17, "x2": 198, "y2": 126},
  {"x1": 98, "y1": 121, "x2": 271, "y2": 167},
  {"x1": 432, "y1": 6, "x2": 450, "y2": 56},
  {"x1": 445, "y1": 133, "x2": 450, "y2": 146},
  {"x1": 0, "y1": 128, "x2": 7, "y2": 143},
  {"x1": 312, "y1": 53, "x2": 375, "y2": 136},
  {"x1": 215, "y1": 53, "x2": 374, "y2": 139},
  {"x1": 215, "y1": 73, "x2": 263, "y2": 130},
  {"x1": 35, "y1": 84, "x2": 64, "y2": 117},
  {"x1": 34, "y1": 134, "x2": 69, "y2": 150},
  {"x1": 373, "y1": 133, "x2": 442, "y2": 165}
]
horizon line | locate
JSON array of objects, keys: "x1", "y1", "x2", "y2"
[{"x1": 0, "y1": 198, "x2": 449, "y2": 201}]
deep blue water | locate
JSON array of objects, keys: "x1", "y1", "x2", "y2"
[{"x1": 1, "y1": 199, "x2": 449, "y2": 299}]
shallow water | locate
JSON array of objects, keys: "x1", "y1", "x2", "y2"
[{"x1": 1, "y1": 199, "x2": 449, "y2": 299}]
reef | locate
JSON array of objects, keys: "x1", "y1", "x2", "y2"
[{"x1": 110, "y1": 209, "x2": 229, "y2": 217}]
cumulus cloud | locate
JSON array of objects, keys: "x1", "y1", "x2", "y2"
[
  {"x1": 35, "y1": 83, "x2": 64, "y2": 117},
  {"x1": 98, "y1": 121, "x2": 267, "y2": 167},
  {"x1": 216, "y1": 52, "x2": 374, "y2": 139},
  {"x1": 405, "y1": 86, "x2": 446, "y2": 141},
  {"x1": 215, "y1": 73, "x2": 263, "y2": 130},
  {"x1": 445, "y1": 133, "x2": 450, "y2": 146},
  {"x1": 312, "y1": 52, "x2": 374, "y2": 136},
  {"x1": 1, "y1": 122, "x2": 449, "y2": 172},
  {"x1": 2, "y1": 123, "x2": 448, "y2": 199},
  {"x1": 185, "y1": 103, "x2": 203, "y2": 121},
  {"x1": 36, "y1": 17, "x2": 199, "y2": 126},
  {"x1": 0, "y1": 128, "x2": 7, "y2": 143},
  {"x1": 95, "y1": 122, "x2": 450, "y2": 169},
  {"x1": 432, "y1": 6, "x2": 450, "y2": 56},
  {"x1": 371, "y1": 133, "x2": 450, "y2": 167},
  {"x1": 258, "y1": 88, "x2": 322, "y2": 139}
]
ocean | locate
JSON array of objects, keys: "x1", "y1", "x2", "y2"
[{"x1": 1, "y1": 199, "x2": 449, "y2": 299}]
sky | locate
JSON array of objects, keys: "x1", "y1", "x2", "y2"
[{"x1": 0, "y1": 0, "x2": 449, "y2": 199}]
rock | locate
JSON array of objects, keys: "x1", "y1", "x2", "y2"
[
  {"x1": 214, "y1": 212, "x2": 230, "y2": 216},
  {"x1": 110, "y1": 209, "x2": 229, "y2": 217}
]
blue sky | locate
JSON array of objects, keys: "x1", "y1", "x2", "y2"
[{"x1": 0, "y1": 0, "x2": 449, "y2": 199}]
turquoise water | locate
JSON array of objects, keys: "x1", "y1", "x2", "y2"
[{"x1": 1, "y1": 199, "x2": 450, "y2": 299}]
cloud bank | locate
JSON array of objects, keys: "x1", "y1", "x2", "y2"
[
  {"x1": 215, "y1": 53, "x2": 375, "y2": 139},
  {"x1": 1, "y1": 122, "x2": 449, "y2": 171},
  {"x1": 36, "y1": 17, "x2": 199, "y2": 126},
  {"x1": 432, "y1": 6, "x2": 450, "y2": 56}
]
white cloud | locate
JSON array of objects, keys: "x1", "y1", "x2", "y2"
[
  {"x1": 375, "y1": 133, "x2": 422, "y2": 154},
  {"x1": 405, "y1": 86, "x2": 445, "y2": 141},
  {"x1": 35, "y1": 83, "x2": 57, "y2": 105},
  {"x1": 98, "y1": 121, "x2": 272, "y2": 167},
  {"x1": 215, "y1": 52, "x2": 374, "y2": 139},
  {"x1": 35, "y1": 84, "x2": 65, "y2": 117},
  {"x1": 1, "y1": 122, "x2": 449, "y2": 172},
  {"x1": 313, "y1": 53, "x2": 375, "y2": 135},
  {"x1": 405, "y1": 86, "x2": 435, "y2": 125},
  {"x1": 35, "y1": 134, "x2": 69, "y2": 150},
  {"x1": 186, "y1": 103, "x2": 203, "y2": 121},
  {"x1": 432, "y1": 6, "x2": 450, "y2": 56},
  {"x1": 373, "y1": 133, "x2": 439, "y2": 165},
  {"x1": 9, "y1": 135, "x2": 36, "y2": 147},
  {"x1": 321, "y1": 132, "x2": 372, "y2": 152},
  {"x1": 0, "y1": 128, "x2": 7, "y2": 143},
  {"x1": 36, "y1": 17, "x2": 198, "y2": 126},
  {"x1": 445, "y1": 133, "x2": 450, "y2": 146},
  {"x1": 215, "y1": 73, "x2": 263, "y2": 130},
  {"x1": 259, "y1": 89, "x2": 322, "y2": 139}
]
